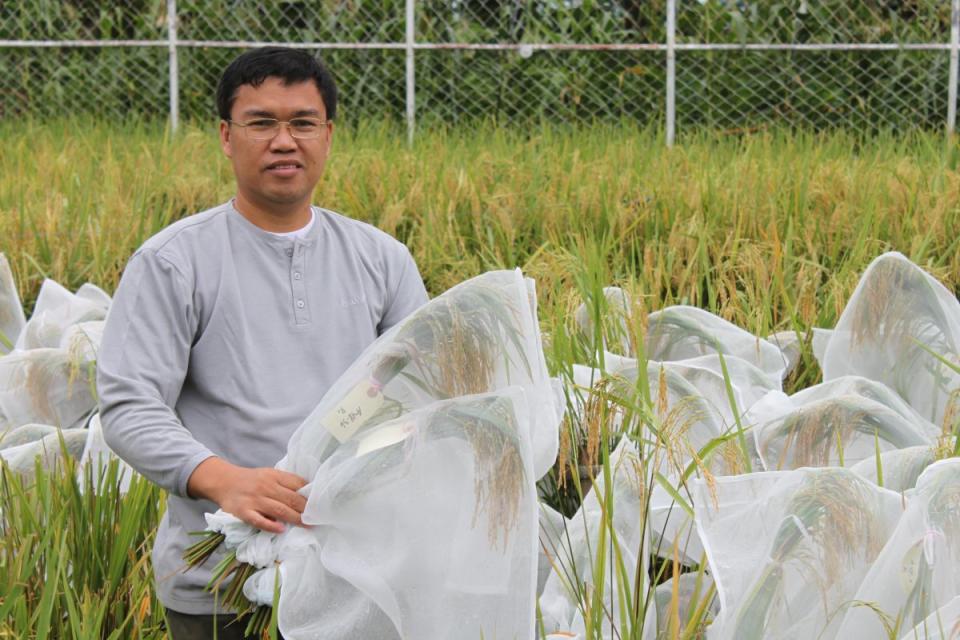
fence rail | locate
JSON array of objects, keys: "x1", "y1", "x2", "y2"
[{"x1": 1, "y1": 0, "x2": 958, "y2": 143}]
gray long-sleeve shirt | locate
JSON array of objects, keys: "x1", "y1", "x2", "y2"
[{"x1": 97, "y1": 201, "x2": 428, "y2": 614}]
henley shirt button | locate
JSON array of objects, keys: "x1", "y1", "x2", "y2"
[
  {"x1": 294, "y1": 272, "x2": 302, "y2": 280},
  {"x1": 286, "y1": 249, "x2": 293, "y2": 257},
  {"x1": 296, "y1": 300, "x2": 305, "y2": 309}
]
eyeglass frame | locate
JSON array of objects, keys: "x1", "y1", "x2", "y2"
[{"x1": 227, "y1": 116, "x2": 333, "y2": 140}]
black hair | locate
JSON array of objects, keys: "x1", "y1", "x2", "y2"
[{"x1": 216, "y1": 47, "x2": 338, "y2": 121}]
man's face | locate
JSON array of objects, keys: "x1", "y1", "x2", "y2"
[{"x1": 219, "y1": 77, "x2": 333, "y2": 215}]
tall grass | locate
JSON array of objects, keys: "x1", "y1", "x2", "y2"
[
  {"x1": 2, "y1": 121, "x2": 958, "y2": 343},
  {"x1": 1, "y1": 121, "x2": 959, "y2": 637},
  {"x1": 0, "y1": 456, "x2": 165, "y2": 638}
]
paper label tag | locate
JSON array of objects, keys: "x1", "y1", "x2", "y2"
[
  {"x1": 322, "y1": 379, "x2": 385, "y2": 443},
  {"x1": 355, "y1": 422, "x2": 414, "y2": 458}
]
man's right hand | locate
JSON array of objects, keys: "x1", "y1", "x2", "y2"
[{"x1": 186, "y1": 457, "x2": 308, "y2": 534}]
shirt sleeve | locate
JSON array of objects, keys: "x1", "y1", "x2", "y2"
[
  {"x1": 377, "y1": 246, "x2": 429, "y2": 335},
  {"x1": 97, "y1": 249, "x2": 215, "y2": 497}
]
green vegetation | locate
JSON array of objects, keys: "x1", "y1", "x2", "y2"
[
  {"x1": 0, "y1": 0, "x2": 952, "y2": 127},
  {"x1": 1, "y1": 121, "x2": 960, "y2": 637}
]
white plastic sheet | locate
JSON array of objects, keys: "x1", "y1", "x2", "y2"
[
  {"x1": 695, "y1": 468, "x2": 904, "y2": 640},
  {"x1": 822, "y1": 252, "x2": 960, "y2": 427}
]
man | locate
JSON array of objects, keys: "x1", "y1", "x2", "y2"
[{"x1": 98, "y1": 47, "x2": 428, "y2": 639}]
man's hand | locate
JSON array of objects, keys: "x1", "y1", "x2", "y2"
[{"x1": 187, "y1": 457, "x2": 308, "y2": 534}]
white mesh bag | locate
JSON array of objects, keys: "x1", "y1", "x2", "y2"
[
  {"x1": 754, "y1": 395, "x2": 932, "y2": 471},
  {"x1": 0, "y1": 253, "x2": 26, "y2": 354},
  {"x1": 0, "y1": 428, "x2": 89, "y2": 478},
  {"x1": 0, "y1": 347, "x2": 97, "y2": 429},
  {"x1": 538, "y1": 502, "x2": 568, "y2": 596},
  {"x1": 694, "y1": 467, "x2": 904, "y2": 640},
  {"x1": 77, "y1": 413, "x2": 135, "y2": 493},
  {"x1": 896, "y1": 595, "x2": 960, "y2": 640},
  {"x1": 850, "y1": 445, "x2": 937, "y2": 493},
  {"x1": 539, "y1": 439, "x2": 656, "y2": 640},
  {"x1": 645, "y1": 306, "x2": 786, "y2": 382},
  {"x1": 201, "y1": 270, "x2": 559, "y2": 639},
  {"x1": 574, "y1": 286, "x2": 635, "y2": 356},
  {"x1": 654, "y1": 573, "x2": 718, "y2": 640},
  {"x1": 835, "y1": 459, "x2": 960, "y2": 640},
  {"x1": 14, "y1": 279, "x2": 108, "y2": 351},
  {"x1": 822, "y1": 252, "x2": 960, "y2": 427},
  {"x1": 272, "y1": 390, "x2": 538, "y2": 639},
  {"x1": 789, "y1": 376, "x2": 940, "y2": 438},
  {"x1": 0, "y1": 423, "x2": 57, "y2": 452},
  {"x1": 277, "y1": 269, "x2": 559, "y2": 484},
  {"x1": 58, "y1": 320, "x2": 105, "y2": 365}
]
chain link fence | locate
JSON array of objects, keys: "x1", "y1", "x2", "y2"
[{"x1": 1, "y1": 1, "x2": 958, "y2": 141}]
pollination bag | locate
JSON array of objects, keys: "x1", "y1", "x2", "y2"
[
  {"x1": 539, "y1": 439, "x2": 656, "y2": 640},
  {"x1": 77, "y1": 413, "x2": 136, "y2": 494},
  {"x1": 789, "y1": 376, "x2": 940, "y2": 438},
  {"x1": 694, "y1": 468, "x2": 904, "y2": 640},
  {"x1": 766, "y1": 331, "x2": 802, "y2": 379},
  {"x1": 835, "y1": 459, "x2": 960, "y2": 640},
  {"x1": 199, "y1": 270, "x2": 560, "y2": 639},
  {"x1": 663, "y1": 354, "x2": 782, "y2": 416},
  {"x1": 654, "y1": 573, "x2": 719, "y2": 640},
  {"x1": 0, "y1": 253, "x2": 26, "y2": 354},
  {"x1": 74, "y1": 282, "x2": 112, "y2": 310},
  {"x1": 277, "y1": 269, "x2": 559, "y2": 484},
  {"x1": 646, "y1": 306, "x2": 786, "y2": 382},
  {"x1": 58, "y1": 320, "x2": 105, "y2": 365},
  {"x1": 0, "y1": 347, "x2": 97, "y2": 429},
  {"x1": 537, "y1": 502, "x2": 568, "y2": 596},
  {"x1": 574, "y1": 286, "x2": 635, "y2": 356},
  {"x1": 14, "y1": 279, "x2": 108, "y2": 351},
  {"x1": 810, "y1": 328, "x2": 833, "y2": 369},
  {"x1": 0, "y1": 427, "x2": 89, "y2": 479},
  {"x1": 262, "y1": 390, "x2": 538, "y2": 640},
  {"x1": 896, "y1": 595, "x2": 960, "y2": 640},
  {"x1": 850, "y1": 445, "x2": 937, "y2": 493},
  {"x1": 0, "y1": 423, "x2": 57, "y2": 451},
  {"x1": 822, "y1": 252, "x2": 960, "y2": 427},
  {"x1": 754, "y1": 395, "x2": 933, "y2": 471},
  {"x1": 570, "y1": 359, "x2": 729, "y2": 460}
]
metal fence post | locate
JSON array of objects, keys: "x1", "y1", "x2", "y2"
[
  {"x1": 167, "y1": 0, "x2": 179, "y2": 132},
  {"x1": 665, "y1": 0, "x2": 676, "y2": 147},
  {"x1": 949, "y1": 0, "x2": 959, "y2": 136},
  {"x1": 405, "y1": 0, "x2": 416, "y2": 146}
]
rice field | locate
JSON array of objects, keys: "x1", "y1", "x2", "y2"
[{"x1": 2, "y1": 121, "x2": 960, "y2": 639}]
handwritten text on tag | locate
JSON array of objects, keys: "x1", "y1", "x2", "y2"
[{"x1": 322, "y1": 379, "x2": 385, "y2": 443}]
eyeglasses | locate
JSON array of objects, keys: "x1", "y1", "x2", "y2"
[{"x1": 229, "y1": 117, "x2": 331, "y2": 140}]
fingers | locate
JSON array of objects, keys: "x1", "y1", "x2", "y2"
[
  {"x1": 215, "y1": 467, "x2": 311, "y2": 534},
  {"x1": 263, "y1": 475, "x2": 308, "y2": 515},
  {"x1": 261, "y1": 497, "x2": 304, "y2": 528},
  {"x1": 273, "y1": 470, "x2": 309, "y2": 492},
  {"x1": 244, "y1": 510, "x2": 286, "y2": 535}
]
